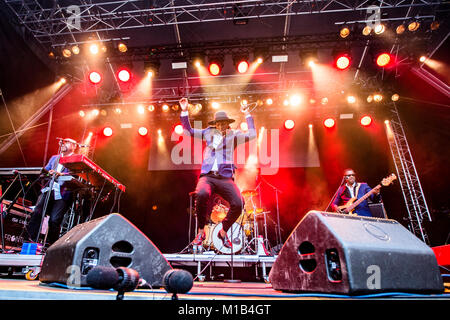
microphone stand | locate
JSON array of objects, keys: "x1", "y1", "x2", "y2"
[
  {"x1": 324, "y1": 176, "x2": 345, "y2": 212},
  {"x1": 255, "y1": 170, "x2": 283, "y2": 251}
]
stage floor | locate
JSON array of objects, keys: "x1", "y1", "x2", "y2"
[{"x1": 0, "y1": 277, "x2": 448, "y2": 301}]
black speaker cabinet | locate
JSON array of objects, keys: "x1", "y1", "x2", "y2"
[
  {"x1": 269, "y1": 211, "x2": 443, "y2": 294},
  {"x1": 39, "y1": 213, "x2": 172, "y2": 288}
]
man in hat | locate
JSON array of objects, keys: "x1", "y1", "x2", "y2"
[
  {"x1": 179, "y1": 98, "x2": 257, "y2": 250},
  {"x1": 331, "y1": 168, "x2": 381, "y2": 217},
  {"x1": 26, "y1": 138, "x2": 78, "y2": 246}
]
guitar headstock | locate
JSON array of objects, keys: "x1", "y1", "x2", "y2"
[{"x1": 381, "y1": 173, "x2": 397, "y2": 186}]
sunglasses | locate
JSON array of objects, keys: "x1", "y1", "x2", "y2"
[{"x1": 345, "y1": 174, "x2": 355, "y2": 177}]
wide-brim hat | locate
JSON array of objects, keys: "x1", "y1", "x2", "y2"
[
  {"x1": 208, "y1": 111, "x2": 235, "y2": 125},
  {"x1": 63, "y1": 138, "x2": 78, "y2": 145}
]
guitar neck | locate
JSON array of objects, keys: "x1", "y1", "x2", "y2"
[{"x1": 347, "y1": 184, "x2": 380, "y2": 212}]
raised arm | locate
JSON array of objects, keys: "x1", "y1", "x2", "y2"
[
  {"x1": 234, "y1": 104, "x2": 257, "y2": 145},
  {"x1": 179, "y1": 97, "x2": 206, "y2": 138}
]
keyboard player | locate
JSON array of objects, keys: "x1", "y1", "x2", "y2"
[{"x1": 26, "y1": 138, "x2": 78, "y2": 246}]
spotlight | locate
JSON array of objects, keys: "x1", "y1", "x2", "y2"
[
  {"x1": 79, "y1": 110, "x2": 85, "y2": 118},
  {"x1": 339, "y1": 27, "x2": 350, "y2": 38},
  {"x1": 237, "y1": 60, "x2": 249, "y2": 73},
  {"x1": 362, "y1": 25, "x2": 372, "y2": 36},
  {"x1": 321, "y1": 97, "x2": 328, "y2": 105},
  {"x1": 89, "y1": 43, "x2": 99, "y2": 55},
  {"x1": 256, "y1": 57, "x2": 263, "y2": 64},
  {"x1": 430, "y1": 21, "x2": 440, "y2": 31},
  {"x1": 137, "y1": 105, "x2": 145, "y2": 114},
  {"x1": 360, "y1": 115, "x2": 372, "y2": 127},
  {"x1": 376, "y1": 53, "x2": 392, "y2": 67},
  {"x1": 396, "y1": 24, "x2": 406, "y2": 35},
  {"x1": 144, "y1": 60, "x2": 160, "y2": 78},
  {"x1": 374, "y1": 23, "x2": 385, "y2": 35},
  {"x1": 266, "y1": 98, "x2": 273, "y2": 105},
  {"x1": 118, "y1": 43, "x2": 128, "y2": 53},
  {"x1": 284, "y1": 119, "x2": 295, "y2": 130},
  {"x1": 62, "y1": 48, "x2": 72, "y2": 58},
  {"x1": 335, "y1": 54, "x2": 351, "y2": 70},
  {"x1": 72, "y1": 45, "x2": 80, "y2": 55},
  {"x1": 88, "y1": 71, "x2": 102, "y2": 84},
  {"x1": 391, "y1": 94, "x2": 400, "y2": 101},
  {"x1": 117, "y1": 68, "x2": 131, "y2": 82},
  {"x1": 148, "y1": 105, "x2": 155, "y2": 112},
  {"x1": 138, "y1": 127, "x2": 148, "y2": 136},
  {"x1": 240, "y1": 122, "x2": 248, "y2": 131},
  {"x1": 419, "y1": 56, "x2": 427, "y2": 63},
  {"x1": 289, "y1": 94, "x2": 302, "y2": 107},
  {"x1": 208, "y1": 62, "x2": 222, "y2": 76},
  {"x1": 373, "y1": 94, "x2": 383, "y2": 102},
  {"x1": 103, "y1": 127, "x2": 113, "y2": 137},
  {"x1": 347, "y1": 95, "x2": 356, "y2": 104},
  {"x1": 323, "y1": 118, "x2": 335, "y2": 128},
  {"x1": 162, "y1": 104, "x2": 170, "y2": 112},
  {"x1": 408, "y1": 21, "x2": 420, "y2": 32},
  {"x1": 174, "y1": 124, "x2": 184, "y2": 135},
  {"x1": 211, "y1": 102, "x2": 220, "y2": 109}
]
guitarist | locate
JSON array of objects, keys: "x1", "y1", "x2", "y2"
[{"x1": 331, "y1": 168, "x2": 381, "y2": 217}]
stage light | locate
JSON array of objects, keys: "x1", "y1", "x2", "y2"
[
  {"x1": 373, "y1": 94, "x2": 383, "y2": 102},
  {"x1": 240, "y1": 122, "x2": 248, "y2": 131},
  {"x1": 148, "y1": 105, "x2": 155, "y2": 112},
  {"x1": 62, "y1": 48, "x2": 72, "y2": 58},
  {"x1": 117, "y1": 68, "x2": 131, "y2": 82},
  {"x1": 396, "y1": 24, "x2": 406, "y2": 35},
  {"x1": 137, "y1": 105, "x2": 145, "y2": 114},
  {"x1": 266, "y1": 98, "x2": 273, "y2": 105},
  {"x1": 289, "y1": 94, "x2": 302, "y2": 107},
  {"x1": 89, "y1": 43, "x2": 99, "y2": 55},
  {"x1": 103, "y1": 127, "x2": 113, "y2": 137},
  {"x1": 162, "y1": 104, "x2": 170, "y2": 112},
  {"x1": 118, "y1": 43, "x2": 128, "y2": 53},
  {"x1": 284, "y1": 119, "x2": 295, "y2": 130},
  {"x1": 211, "y1": 102, "x2": 220, "y2": 109},
  {"x1": 72, "y1": 45, "x2": 80, "y2": 55},
  {"x1": 236, "y1": 60, "x2": 249, "y2": 73},
  {"x1": 88, "y1": 71, "x2": 102, "y2": 84},
  {"x1": 114, "y1": 108, "x2": 122, "y2": 114},
  {"x1": 194, "y1": 60, "x2": 201, "y2": 68},
  {"x1": 391, "y1": 94, "x2": 400, "y2": 101},
  {"x1": 321, "y1": 97, "x2": 328, "y2": 105},
  {"x1": 376, "y1": 53, "x2": 392, "y2": 67},
  {"x1": 384, "y1": 120, "x2": 390, "y2": 125},
  {"x1": 308, "y1": 124, "x2": 313, "y2": 129},
  {"x1": 174, "y1": 124, "x2": 184, "y2": 135},
  {"x1": 360, "y1": 115, "x2": 372, "y2": 127},
  {"x1": 362, "y1": 26, "x2": 372, "y2": 36},
  {"x1": 430, "y1": 21, "x2": 440, "y2": 31},
  {"x1": 138, "y1": 127, "x2": 148, "y2": 136},
  {"x1": 374, "y1": 23, "x2": 385, "y2": 35},
  {"x1": 208, "y1": 62, "x2": 221, "y2": 76},
  {"x1": 256, "y1": 57, "x2": 263, "y2": 64},
  {"x1": 347, "y1": 95, "x2": 356, "y2": 104},
  {"x1": 339, "y1": 27, "x2": 350, "y2": 38},
  {"x1": 367, "y1": 95, "x2": 373, "y2": 103},
  {"x1": 92, "y1": 109, "x2": 100, "y2": 117},
  {"x1": 335, "y1": 54, "x2": 351, "y2": 70},
  {"x1": 419, "y1": 56, "x2": 427, "y2": 63},
  {"x1": 408, "y1": 21, "x2": 420, "y2": 32},
  {"x1": 323, "y1": 118, "x2": 335, "y2": 128},
  {"x1": 79, "y1": 110, "x2": 85, "y2": 118}
]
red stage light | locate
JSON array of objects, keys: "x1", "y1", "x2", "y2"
[
  {"x1": 174, "y1": 124, "x2": 184, "y2": 135},
  {"x1": 360, "y1": 115, "x2": 373, "y2": 127},
  {"x1": 117, "y1": 68, "x2": 131, "y2": 82},
  {"x1": 138, "y1": 127, "x2": 148, "y2": 136},
  {"x1": 323, "y1": 118, "x2": 335, "y2": 128},
  {"x1": 103, "y1": 127, "x2": 113, "y2": 137},
  {"x1": 284, "y1": 119, "x2": 295, "y2": 130},
  {"x1": 376, "y1": 53, "x2": 392, "y2": 67},
  {"x1": 89, "y1": 71, "x2": 102, "y2": 84},
  {"x1": 208, "y1": 63, "x2": 221, "y2": 76},
  {"x1": 335, "y1": 55, "x2": 351, "y2": 70},
  {"x1": 237, "y1": 60, "x2": 249, "y2": 73}
]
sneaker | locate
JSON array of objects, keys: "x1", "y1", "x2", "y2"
[
  {"x1": 192, "y1": 231, "x2": 206, "y2": 246},
  {"x1": 217, "y1": 229, "x2": 232, "y2": 249}
]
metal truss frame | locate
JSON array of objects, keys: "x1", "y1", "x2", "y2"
[
  {"x1": 385, "y1": 101, "x2": 432, "y2": 244},
  {"x1": 3, "y1": 0, "x2": 443, "y2": 47}
]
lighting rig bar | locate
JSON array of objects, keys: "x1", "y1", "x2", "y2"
[{"x1": 3, "y1": 0, "x2": 444, "y2": 47}]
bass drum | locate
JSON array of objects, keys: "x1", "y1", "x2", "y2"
[{"x1": 211, "y1": 222, "x2": 244, "y2": 254}]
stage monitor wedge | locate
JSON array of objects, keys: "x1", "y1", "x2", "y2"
[
  {"x1": 269, "y1": 211, "x2": 443, "y2": 294},
  {"x1": 39, "y1": 213, "x2": 172, "y2": 288}
]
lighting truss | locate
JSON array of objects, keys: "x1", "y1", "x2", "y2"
[{"x1": 3, "y1": 0, "x2": 444, "y2": 47}]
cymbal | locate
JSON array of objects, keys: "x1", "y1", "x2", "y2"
[{"x1": 241, "y1": 189, "x2": 258, "y2": 197}]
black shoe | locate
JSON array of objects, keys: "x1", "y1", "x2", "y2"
[{"x1": 218, "y1": 229, "x2": 232, "y2": 249}]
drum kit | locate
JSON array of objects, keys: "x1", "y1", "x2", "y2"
[{"x1": 196, "y1": 189, "x2": 271, "y2": 255}]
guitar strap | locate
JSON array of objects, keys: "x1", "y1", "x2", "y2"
[{"x1": 354, "y1": 183, "x2": 361, "y2": 200}]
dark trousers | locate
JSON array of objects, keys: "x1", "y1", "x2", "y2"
[
  {"x1": 195, "y1": 174, "x2": 244, "y2": 232},
  {"x1": 26, "y1": 191, "x2": 71, "y2": 245}
]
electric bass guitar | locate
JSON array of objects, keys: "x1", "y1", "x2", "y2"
[{"x1": 337, "y1": 173, "x2": 397, "y2": 214}]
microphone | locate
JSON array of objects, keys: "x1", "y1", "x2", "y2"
[
  {"x1": 86, "y1": 266, "x2": 140, "y2": 300},
  {"x1": 163, "y1": 269, "x2": 194, "y2": 300},
  {"x1": 78, "y1": 143, "x2": 90, "y2": 148}
]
